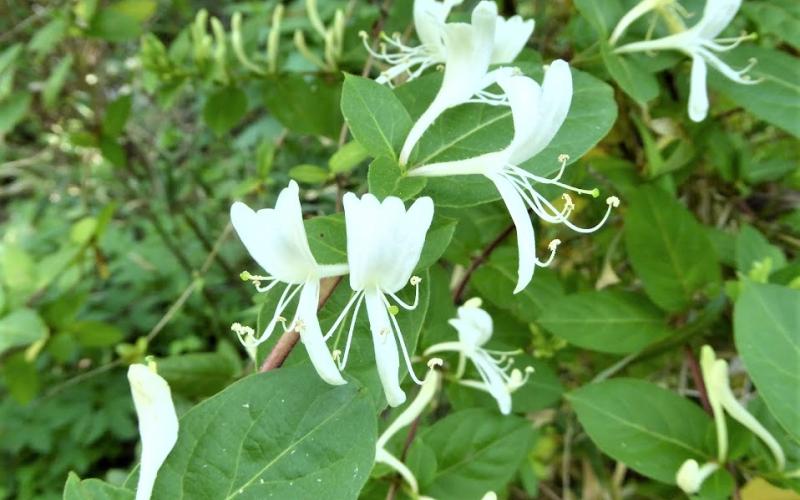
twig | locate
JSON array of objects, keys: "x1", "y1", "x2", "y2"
[
  {"x1": 452, "y1": 222, "x2": 515, "y2": 304},
  {"x1": 683, "y1": 345, "x2": 712, "y2": 415},
  {"x1": 259, "y1": 276, "x2": 343, "y2": 372}
]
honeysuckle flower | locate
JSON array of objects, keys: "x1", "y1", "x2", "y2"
[
  {"x1": 128, "y1": 363, "x2": 179, "y2": 500},
  {"x1": 613, "y1": 0, "x2": 758, "y2": 122},
  {"x1": 325, "y1": 193, "x2": 434, "y2": 407},
  {"x1": 700, "y1": 345, "x2": 785, "y2": 470},
  {"x1": 362, "y1": 0, "x2": 533, "y2": 87},
  {"x1": 410, "y1": 62, "x2": 619, "y2": 292},
  {"x1": 398, "y1": 1, "x2": 518, "y2": 166},
  {"x1": 230, "y1": 181, "x2": 348, "y2": 386},
  {"x1": 375, "y1": 358, "x2": 442, "y2": 496},
  {"x1": 608, "y1": 0, "x2": 691, "y2": 46},
  {"x1": 675, "y1": 459, "x2": 719, "y2": 494},
  {"x1": 424, "y1": 299, "x2": 533, "y2": 414}
]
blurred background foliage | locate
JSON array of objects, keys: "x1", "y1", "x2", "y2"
[{"x1": 0, "y1": 0, "x2": 797, "y2": 499}]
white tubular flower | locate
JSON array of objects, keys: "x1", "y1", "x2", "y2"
[
  {"x1": 328, "y1": 193, "x2": 434, "y2": 407},
  {"x1": 614, "y1": 0, "x2": 758, "y2": 122},
  {"x1": 425, "y1": 299, "x2": 533, "y2": 414},
  {"x1": 375, "y1": 359, "x2": 442, "y2": 495},
  {"x1": 700, "y1": 345, "x2": 786, "y2": 470},
  {"x1": 410, "y1": 62, "x2": 618, "y2": 292},
  {"x1": 398, "y1": 1, "x2": 515, "y2": 166},
  {"x1": 230, "y1": 181, "x2": 347, "y2": 386},
  {"x1": 128, "y1": 363, "x2": 179, "y2": 500},
  {"x1": 363, "y1": 0, "x2": 532, "y2": 87},
  {"x1": 676, "y1": 459, "x2": 719, "y2": 494}
]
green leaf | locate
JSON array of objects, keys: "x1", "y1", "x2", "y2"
[
  {"x1": 142, "y1": 365, "x2": 376, "y2": 499},
  {"x1": 87, "y1": 7, "x2": 143, "y2": 42},
  {"x1": 539, "y1": 290, "x2": 673, "y2": 354},
  {"x1": 305, "y1": 214, "x2": 348, "y2": 265},
  {"x1": 709, "y1": 46, "x2": 800, "y2": 138},
  {"x1": 601, "y1": 43, "x2": 660, "y2": 104},
  {"x1": 63, "y1": 472, "x2": 133, "y2": 500},
  {"x1": 0, "y1": 308, "x2": 49, "y2": 355},
  {"x1": 69, "y1": 320, "x2": 124, "y2": 347},
  {"x1": 416, "y1": 216, "x2": 457, "y2": 271},
  {"x1": 734, "y1": 282, "x2": 800, "y2": 442},
  {"x1": 2, "y1": 352, "x2": 40, "y2": 404},
  {"x1": 329, "y1": 141, "x2": 369, "y2": 174},
  {"x1": 263, "y1": 74, "x2": 342, "y2": 139},
  {"x1": 203, "y1": 86, "x2": 248, "y2": 136},
  {"x1": 414, "y1": 65, "x2": 618, "y2": 207},
  {"x1": 156, "y1": 353, "x2": 238, "y2": 398},
  {"x1": 0, "y1": 91, "x2": 31, "y2": 135},
  {"x1": 340, "y1": 74, "x2": 412, "y2": 160},
  {"x1": 624, "y1": 185, "x2": 721, "y2": 312},
  {"x1": 742, "y1": 0, "x2": 800, "y2": 50},
  {"x1": 102, "y1": 95, "x2": 132, "y2": 138},
  {"x1": 42, "y1": 55, "x2": 73, "y2": 109},
  {"x1": 288, "y1": 164, "x2": 330, "y2": 184},
  {"x1": 568, "y1": 379, "x2": 713, "y2": 484},
  {"x1": 472, "y1": 248, "x2": 565, "y2": 323},
  {"x1": 367, "y1": 156, "x2": 427, "y2": 200},
  {"x1": 735, "y1": 224, "x2": 786, "y2": 275},
  {"x1": 29, "y1": 15, "x2": 69, "y2": 58},
  {"x1": 408, "y1": 408, "x2": 536, "y2": 498}
]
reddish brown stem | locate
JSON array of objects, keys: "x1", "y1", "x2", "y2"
[
  {"x1": 452, "y1": 223, "x2": 515, "y2": 304},
  {"x1": 259, "y1": 276, "x2": 342, "y2": 373},
  {"x1": 684, "y1": 345, "x2": 712, "y2": 415}
]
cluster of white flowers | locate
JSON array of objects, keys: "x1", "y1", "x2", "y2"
[{"x1": 610, "y1": 0, "x2": 758, "y2": 122}]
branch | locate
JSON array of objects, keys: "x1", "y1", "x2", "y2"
[
  {"x1": 452, "y1": 222, "x2": 515, "y2": 304},
  {"x1": 259, "y1": 276, "x2": 343, "y2": 372}
]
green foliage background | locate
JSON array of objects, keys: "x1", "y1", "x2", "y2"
[{"x1": 0, "y1": 0, "x2": 798, "y2": 499}]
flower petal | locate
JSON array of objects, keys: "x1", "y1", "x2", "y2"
[
  {"x1": 365, "y1": 287, "x2": 406, "y2": 407},
  {"x1": 230, "y1": 181, "x2": 318, "y2": 283},
  {"x1": 491, "y1": 16, "x2": 534, "y2": 63},
  {"x1": 489, "y1": 175, "x2": 536, "y2": 293},
  {"x1": 471, "y1": 352, "x2": 512, "y2": 414},
  {"x1": 295, "y1": 279, "x2": 347, "y2": 386},
  {"x1": 384, "y1": 196, "x2": 434, "y2": 292},
  {"x1": 128, "y1": 364, "x2": 179, "y2": 500},
  {"x1": 450, "y1": 303, "x2": 493, "y2": 348},
  {"x1": 688, "y1": 55, "x2": 709, "y2": 122},
  {"x1": 693, "y1": 0, "x2": 742, "y2": 40},
  {"x1": 414, "y1": 0, "x2": 463, "y2": 54},
  {"x1": 507, "y1": 60, "x2": 572, "y2": 164}
]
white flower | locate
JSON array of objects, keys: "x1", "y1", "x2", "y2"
[
  {"x1": 375, "y1": 359, "x2": 442, "y2": 495},
  {"x1": 230, "y1": 181, "x2": 348, "y2": 386},
  {"x1": 398, "y1": 1, "x2": 518, "y2": 166},
  {"x1": 326, "y1": 193, "x2": 433, "y2": 407},
  {"x1": 128, "y1": 363, "x2": 179, "y2": 500},
  {"x1": 410, "y1": 62, "x2": 619, "y2": 292},
  {"x1": 425, "y1": 299, "x2": 533, "y2": 414},
  {"x1": 675, "y1": 459, "x2": 719, "y2": 494},
  {"x1": 613, "y1": 0, "x2": 758, "y2": 121},
  {"x1": 362, "y1": 0, "x2": 533, "y2": 86},
  {"x1": 700, "y1": 345, "x2": 785, "y2": 470}
]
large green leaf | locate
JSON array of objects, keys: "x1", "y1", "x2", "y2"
[
  {"x1": 0, "y1": 308, "x2": 48, "y2": 355},
  {"x1": 263, "y1": 74, "x2": 343, "y2": 138},
  {"x1": 156, "y1": 353, "x2": 239, "y2": 398},
  {"x1": 203, "y1": 86, "x2": 248, "y2": 136},
  {"x1": 340, "y1": 74, "x2": 412, "y2": 161},
  {"x1": 403, "y1": 65, "x2": 617, "y2": 207},
  {"x1": 734, "y1": 283, "x2": 800, "y2": 442},
  {"x1": 709, "y1": 46, "x2": 800, "y2": 138},
  {"x1": 568, "y1": 378, "x2": 713, "y2": 484},
  {"x1": 408, "y1": 409, "x2": 535, "y2": 499},
  {"x1": 538, "y1": 290, "x2": 673, "y2": 354},
  {"x1": 742, "y1": 0, "x2": 800, "y2": 51},
  {"x1": 367, "y1": 156, "x2": 427, "y2": 200},
  {"x1": 140, "y1": 365, "x2": 376, "y2": 499},
  {"x1": 472, "y1": 248, "x2": 565, "y2": 323},
  {"x1": 624, "y1": 185, "x2": 721, "y2": 312},
  {"x1": 64, "y1": 472, "x2": 133, "y2": 500},
  {"x1": 735, "y1": 224, "x2": 786, "y2": 275}
]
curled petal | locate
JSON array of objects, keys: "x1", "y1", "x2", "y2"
[
  {"x1": 688, "y1": 55, "x2": 709, "y2": 122},
  {"x1": 295, "y1": 280, "x2": 346, "y2": 386},
  {"x1": 365, "y1": 288, "x2": 406, "y2": 407}
]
